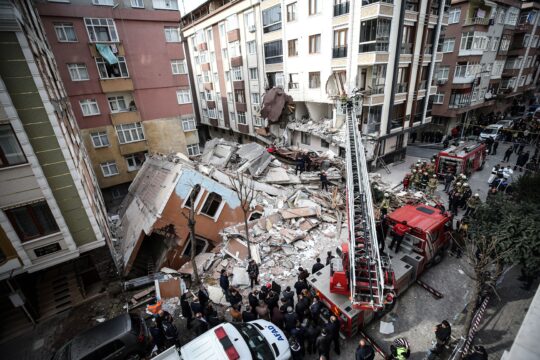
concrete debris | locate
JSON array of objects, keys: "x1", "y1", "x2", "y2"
[
  {"x1": 379, "y1": 320, "x2": 395, "y2": 334},
  {"x1": 178, "y1": 253, "x2": 216, "y2": 275},
  {"x1": 207, "y1": 285, "x2": 229, "y2": 306},
  {"x1": 281, "y1": 207, "x2": 319, "y2": 219},
  {"x1": 232, "y1": 266, "x2": 250, "y2": 287},
  {"x1": 223, "y1": 237, "x2": 249, "y2": 262},
  {"x1": 201, "y1": 138, "x2": 237, "y2": 168}
]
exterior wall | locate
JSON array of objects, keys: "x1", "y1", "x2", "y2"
[{"x1": 35, "y1": 0, "x2": 197, "y2": 193}]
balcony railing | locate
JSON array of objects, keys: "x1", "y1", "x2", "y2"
[
  {"x1": 464, "y1": 17, "x2": 491, "y2": 26},
  {"x1": 288, "y1": 82, "x2": 299, "y2": 90},
  {"x1": 363, "y1": 0, "x2": 393, "y2": 4},
  {"x1": 332, "y1": 46, "x2": 348, "y2": 58},
  {"x1": 405, "y1": 0, "x2": 418, "y2": 11},
  {"x1": 359, "y1": 41, "x2": 389, "y2": 52},
  {"x1": 401, "y1": 43, "x2": 412, "y2": 55},
  {"x1": 396, "y1": 83, "x2": 408, "y2": 93},
  {"x1": 333, "y1": 1, "x2": 350, "y2": 17}
]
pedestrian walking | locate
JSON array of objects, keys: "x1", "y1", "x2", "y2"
[
  {"x1": 248, "y1": 259, "x2": 259, "y2": 289},
  {"x1": 492, "y1": 140, "x2": 499, "y2": 155},
  {"x1": 389, "y1": 221, "x2": 409, "y2": 253},
  {"x1": 320, "y1": 171, "x2": 330, "y2": 191},
  {"x1": 503, "y1": 146, "x2": 513, "y2": 162},
  {"x1": 355, "y1": 339, "x2": 375, "y2": 360}
]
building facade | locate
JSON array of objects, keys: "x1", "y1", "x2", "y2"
[
  {"x1": 0, "y1": 0, "x2": 114, "y2": 338},
  {"x1": 432, "y1": 0, "x2": 540, "y2": 135},
  {"x1": 182, "y1": 0, "x2": 447, "y2": 164},
  {"x1": 35, "y1": 0, "x2": 198, "y2": 205}
]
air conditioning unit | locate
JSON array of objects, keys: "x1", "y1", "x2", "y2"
[{"x1": 248, "y1": 25, "x2": 256, "y2": 33}]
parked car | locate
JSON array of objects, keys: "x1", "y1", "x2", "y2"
[
  {"x1": 496, "y1": 119, "x2": 514, "y2": 129},
  {"x1": 52, "y1": 313, "x2": 150, "y2": 360},
  {"x1": 479, "y1": 124, "x2": 504, "y2": 141}
]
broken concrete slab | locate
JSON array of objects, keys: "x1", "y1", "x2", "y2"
[
  {"x1": 281, "y1": 207, "x2": 318, "y2": 219},
  {"x1": 264, "y1": 167, "x2": 294, "y2": 184},
  {"x1": 208, "y1": 285, "x2": 229, "y2": 306},
  {"x1": 223, "y1": 237, "x2": 249, "y2": 261},
  {"x1": 232, "y1": 266, "x2": 250, "y2": 287},
  {"x1": 178, "y1": 253, "x2": 215, "y2": 275},
  {"x1": 299, "y1": 218, "x2": 320, "y2": 231}
]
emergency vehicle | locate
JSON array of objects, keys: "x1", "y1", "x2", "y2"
[
  {"x1": 306, "y1": 97, "x2": 453, "y2": 338},
  {"x1": 435, "y1": 142, "x2": 486, "y2": 177}
]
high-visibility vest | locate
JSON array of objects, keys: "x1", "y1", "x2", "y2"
[{"x1": 395, "y1": 347, "x2": 409, "y2": 360}]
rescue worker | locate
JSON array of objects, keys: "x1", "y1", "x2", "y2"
[
  {"x1": 443, "y1": 172, "x2": 455, "y2": 193},
  {"x1": 460, "y1": 183, "x2": 472, "y2": 209},
  {"x1": 411, "y1": 169, "x2": 420, "y2": 190},
  {"x1": 403, "y1": 173, "x2": 411, "y2": 191},
  {"x1": 390, "y1": 338, "x2": 411, "y2": 359},
  {"x1": 320, "y1": 171, "x2": 330, "y2": 191},
  {"x1": 389, "y1": 221, "x2": 409, "y2": 253},
  {"x1": 355, "y1": 339, "x2": 375, "y2": 360},
  {"x1": 248, "y1": 259, "x2": 259, "y2": 289},
  {"x1": 420, "y1": 172, "x2": 429, "y2": 191},
  {"x1": 464, "y1": 194, "x2": 481, "y2": 217},
  {"x1": 295, "y1": 153, "x2": 305, "y2": 175},
  {"x1": 427, "y1": 174, "x2": 438, "y2": 196},
  {"x1": 380, "y1": 193, "x2": 391, "y2": 218}
]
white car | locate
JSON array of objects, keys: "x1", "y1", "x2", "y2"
[
  {"x1": 479, "y1": 124, "x2": 503, "y2": 141},
  {"x1": 495, "y1": 119, "x2": 514, "y2": 129}
]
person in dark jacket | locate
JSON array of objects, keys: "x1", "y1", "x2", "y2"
[
  {"x1": 325, "y1": 251, "x2": 335, "y2": 265},
  {"x1": 219, "y1": 269, "x2": 229, "y2": 295},
  {"x1": 284, "y1": 306, "x2": 298, "y2": 333},
  {"x1": 294, "y1": 279, "x2": 307, "y2": 296},
  {"x1": 295, "y1": 294, "x2": 308, "y2": 321},
  {"x1": 248, "y1": 290, "x2": 259, "y2": 310},
  {"x1": 310, "y1": 296, "x2": 322, "y2": 321},
  {"x1": 312, "y1": 258, "x2": 325, "y2": 274},
  {"x1": 428, "y1": 320, "x2": 451, "y2": 356},
  {"x1": 515, "y1": 151, "x2": 530, "y2": 171},
  {"x1": 290, "y1": 336, "x2": 304, "y2": 360},
  {"x1": 463, "y1": 345, "x2": 488, "y2": 360},
  {"x1": 295, "y1": 154, "x2": 305, "y2": 175},
  {"x1": 282, "y1": 286, "x2": 295, "y2": 305},
  {"x1": 298, "y1": 267, "x2": 309, "y2": 281},
  {"x1": 197, "y1": 286, "x2": 210, "y2": 310},
  {"x1": 193, "y1": 312, "x2": 209, "y2": 336},
  {"x1": 149, "y1": 322, "x2": 166, "y2": 352},
  {"x1": 247, "y1": 260, "x2": 259, "y2": 289},
  {"x1": 320, "y1": 171, "x2": 330, "y2": 191},
  {"x1": 271, "y1": 304, "x2": 284, "y2": 328},
  {"x1": 503, "y1": 146, "x2": 513, "y2": 162},
  {"x1": 325, "y1": 316, "x2": 341, "y2": 355},
  {"x1": 266, "y1": 290, "x2": 279, "y2": 312},
  {"x1": 228, "y1": 287, "x2": 243, "y2": 307},
  {"x1": 355, "y1": 339, "x2": 375, "y2": 360},
  {"x1": 492, "y1": 140, "x2": 499, "y2": 155},
  {"x1": 190, "y1": 297, "x2": 203, "y2": 319},
  {"x1": 316, "y1": 329, "x2": 331, "y2": 360},
  {"x1": 242, "y1": 305, "x2": 257, "y2": 322},
  {"x1": 305, "y1": 320, "x2": 321, "y2": 355},
  {"x1": 180, "y1": 293, "x2": 193, "y2": 329}
]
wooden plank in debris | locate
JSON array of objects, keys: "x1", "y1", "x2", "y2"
[
  {"x1": 299, "y1": 218, "x2": 320, "y2": 232},
  {"x1": 281, "y1": 207, "x2": 318, "y2": 219},
  {"x1": 132, "y1": 286, "x2": 155, "y2": 301}
]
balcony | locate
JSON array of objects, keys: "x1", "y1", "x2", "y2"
[
  {"x1": 119, "y1": 141, "x2": 148, "y2": 156},
  {"x1": 227, "y1": 29, "x2": 240, "y2": 43},
  {"x1": 453, "y1": 66, "x2": 476, "y2": 84},
  {"x1": 235, "y1": 102, "x2": 247, "y2": 112},
  {"x1": 401, "y1": 43, "x2": 412, "y2": 55},
  {"x1": 231, "y1": 56, "x2": 243, "y2": 67},
  {"x1": 332, "y1": 47, "x2": 348, "y2": 58},
  {"x1": 233, "y1": 80, "x2": 245, "y2": 90},
  {"x1": 333, "y1": 1, "x2": 350, "y2": 17},
  {"x1": 463, "y1": 17, "x2": 492, "y2": 26},
  {"x1": 110, "y1": 110, "x2": 141, "y2": 125},
  {"x1": 360, "y1": 1, "x2": 393, "y2": 19},
  {"x1": 396, "y1": 83, "x2": 408, "y2": 93},
  {"x1": 100, "y1": 78, "x2": 134, "y2": 93}
]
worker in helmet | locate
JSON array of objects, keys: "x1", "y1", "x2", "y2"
[
  {"x1": 464, "y1": 193, "x2": 481, "y2": 217},
  {"x1": 380, "y1": 193, "x2": 391, "y2": 218},
  {"x1": 427, "y1": 174, "x2": 438, "y2": 196},
  {"x1": 460, "y1": 183, "x2": 472, "y2": 209},
  {"x1": 411, "y1": 169, "x2": 420, "y2": 190},
  {"x1": 390, "y1": 338, "x2": 411, "y2": 359},
  {"x1": 420, "y1": 172, "x2": 429, "y2": 191},
  {"x1": 402, "y1": 173, "x2": 411, "y2": 191}
]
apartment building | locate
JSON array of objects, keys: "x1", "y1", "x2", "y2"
[
  {"x1": 432, "y1": 0, "x2": 540, "y2": 134},
  {"x1": 34, "y1": 0, "x2": 198, "y2": 205},
  {"x1": 0, "y1": 0, "x2": 114, "y2": 338},
  {"x1": 182, "y1": 0, "x2": 446, "y2": 164}
]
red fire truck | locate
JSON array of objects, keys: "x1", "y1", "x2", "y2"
[
  {"x1": 308, "y1": 203, "x2": 452, "y2": 337},
  {"x1": 435, "y1": 142, "x2": 486, "y2": 177}
]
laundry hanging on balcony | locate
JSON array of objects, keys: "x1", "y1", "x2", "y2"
[{"x1": 96, "y1": 43, "x2": 118, "y2": 65}]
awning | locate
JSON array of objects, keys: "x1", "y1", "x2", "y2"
[{"x1": 96, "y1": 43, "x2": 118, "y2": 65}]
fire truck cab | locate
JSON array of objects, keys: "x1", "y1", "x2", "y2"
[
  {"x1": 435, "y1": 142, "x2": 486, "y2": 177},
  {"x1": 308, "y1": 204, "x2": 452, "y2": 337}
]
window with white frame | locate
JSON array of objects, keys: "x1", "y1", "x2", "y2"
[
  {"x1": 208, "y1": 108, "x2": 217, "y2": 118},
  {"x1": 54, "y1": 23, "x2": 77, "y2": 42},
  {"x1": 203, "y1": 71, "x2": 210, "y2": 83},
  {"x1": 491, "y1": 37, "x2": 499, "y2": 51},
  {"x1": 524, "y1": 34, "x2": 531, "y2": 47},
  {"x1": 442, "y1": 38, "x2": 455, "y2": 53},
  {"x1": 171, "y1": 60, "x2": 186, "y2": 74},
  {"x1": 222, "y1": 48, "x2": 228, "y2": 60},
  {"x1": 229, "y1": 112, "x2": 235, "y2": 122},
  {"x1": 232, "y1": 66, "x2": 243, "y2": 81},
  {"x1": 67, "y1": 64, "x2": 89, "y2": 81},
  {"x1": 92, "y1": 0, "x2": 114, "y2": 5},
  {"x1": 460, "y1": 32, "x2": 474, "y2": 50},
  {"x1": 526, "y1": 56, "x2": 533, "y2": 68},
  {"x1": 164, "y1": 27, "x2": 180, "y2": 42},
  {"x1": 225, "y1": 71, "x2": 230, "y2": 82},
  {"x1": 506, "y1": 7, "x2": 519, "y2": 26},
  {"x1": 205, "y1": 90, "x2": 213, "y2": 101},
  {"x1": 247, "y1": 41, "x2": 256, "y2": 55},
  {"x1": 253, "y1": 116, "x2": 263, "y2": 127},
  {"x1": 226, "y1": 14, "x2": 238, "y2": 30},
  {"x1": 237, "y1": 112, "x2": 247, "y2": 125},
  {"x1": 245, "y1": 11, "x2": 255, "y2": 30},
  {"x1": 500, "y1": 36, "x2": 511, "y2": 51},
  {"x1": 230, "y1": 41, "x2": 241, "y2": 57},
  {"x1": 518, "y1": 75, "x2": 525, "y2": 87},
  {"x1": 84, "y1": 18, "x2": 118, "y2": 42},
  {"x1": 251, "y1": 93, "x2": 260, "y2": 104},
  {"x1": 80, "y1": 99, "x2": 100, "y2": 116},
  {"x1": 433, "y1": 93, "x2": 444, "y2": 104},
  {"x1": 125, "y1": 153, "x2": 145, "y2": 171},
  {"x1": 498, "y1": 9, "x2": 505, "y2": 24},
  {"x1": 96, "y1": 56, "x2": 128, "y2": 79},
  {"x1": 153, "y1": 0, "x2": 178, "y2": 10},
  {"x1": 176, "y1": 89, "x2": 191, "y2": 104},
  {"x1": 199, "y1": 51, "x2": 208, "y2": 63},
  {"x1": 308, "y1": 0, "x2": 321, "y2": 15},
  {"x1": 448, "y1": 8, "x2": 461, "y2": 24},
  {"x1": 436, "y1": 65, "x2": 449, "y2": 81},
  {"x1": 200, "y1": 192, "x2": 222, "y2": 217},
  {"x1": 218, "y1": 110, "x2": 223, "y2": 119},
  {"x1": 108, "y1": 95, "x2": 128, "y2": 113},
  {"x1": 206, "y1": 28, "x2": 213, "y2": 42},
  {"x1": 197, "y1": 75, "x2": 202, "y2": 83},
  {"x1": 532, "y1": 35, "x2": 539, "y2": 48},
  {"x1": 210, "y1": 51, "x2": 215, "y2": 63},
  {"x1": 131, "y1": 0, "x2": 144, "y2": 8},
  {"x1": 90, "y1": 131, "x2": 109, "y2": 148},
  {"x1": 116, "y1": 122, "x2": 145, "y2": 144},
  {"x1": 213, "y1": 72, "x2": 219, "y2": 83},
  {"x1": 101, "y1": 161, "x2": 118, "y2": 177},
  {"x1": 187, "y1": 143, "x2": 201, "y2": 156},
  {"x1": 219, "y1": 23, "x2": 226, "y2": 38},
  {"x1": 249, "y1": 68, "x2": 258, "y2": 80},
  {"x1": 262, "y1": 5, "x2": 282, "y2": 33},
  {"x1": 492, "y1": 60, "x2": 504, "y2": 77}
]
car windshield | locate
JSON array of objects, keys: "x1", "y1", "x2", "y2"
[
  {"x1": 483, "y1": 128, "x2": 498, "y2": 134},
  {"x1": 232, "y1": 323, "x2": 274, "y2": 360}
]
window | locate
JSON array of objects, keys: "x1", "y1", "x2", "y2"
[
  {"x1": 288, "y1": 39, "x2": 298, "y2": 56},
  {"x1": 84, "y1": 18, "x2": 118, "y2": 42},
  {"x1": 92, "y1": 0, "x2": 114, "y2": 5},
  {"x1": 309, "y1": 0, "x2": 321, "y2": 15},
  {"x1": 309, "y1": 34, "x2": 321, "y2": 54},
  {"x1": 506, "y1": 7, "x2": 519, "y2": 26},
  {"x1": 234, "y1": 89, "x2": 245, "y2": 103},
  {"x1": 201, "y1": 192, "x2": 222, "y2": 217},
  {"x1": 249, "y1": 68, "x2": 258, "y2": 80},
  {"x1": 222, "y1": 48, "x2": 228, "y2": 60},
  {"x1": 181, "y1": 118, "x2": 196, "y2": 132},
  {"x1": 436, "y1": 65, "x2": 449, "y2": 81},
  {"x1": 153, "y1": 0, "x2": 178, "y2": 10},
  {"x1": 262, "y1": 5, "x2": 282, "y2": 33},
  {"x1": 232, "y1": 67, "x2": 243, "y2": 81},
  {"x1": 287, "y1": 2, "x2": 297, "y2": 22},
  {"x1": 67, "y1": 64, "x2": 89, "y2": 81},
  {"x1": 433, "y1": 93, "x2": 444, "y2": 104},
  {"x1": 6, "y1": 201, "x2": 59, "y2": 242},
  {"x1": 309, "y1": 72, "x2": 320, "y2": 88},
  {"x1": 245, "y1": 12, "x2": 255, "y2": 30},
  {"x1": 301, "y1": 132, "x2": 311, "y2": 145},
  {"x1": 108, "y1": 95, "x2": 128, "y2": 113},
  {"x1": 184, "y1": 185, "x2": 201, "y2": 208},
  {"x1": 498, "y1": 9, "x2": 505, "y2": 24},
  {"x1": 0, "y1": 124, "x2": 26, "y2": 167},
  {"x1": 253, "y1": 116, "x2": 263, "y2": 127},
  {"x1": 288, "y1": 73, "x2": 299, "y2": 89},
  {"x1": 442, "y1": 38, "x2": 455, "y2": 53},
  {"x1": 225, "y1": 71, "x2": 231, "y2": 82},
  {"x1": 96, "y1": 56, "x2": 129, "y2": 79},
  {"x1": 187, "y1": 143, "x2": 200, "y2": 156},
  {"x1": 226, "y1": 14, "x2": 239, "y2": 30},
  {"x1": 164, "y1": 27, "x2": 180, "y2": 42},
  {"x1": 359, "y1": 18, "x2": 391, "y2": 52},
  {"x1": 131, "y1": 0, "x2": 144, "y2": 8},
  {"x1": 205, "y1": 90, "x2": 213, "y2": 101},
  {"x1": 101, "y1": 161, "x2": 119, "y2": 177},
  {"x1": 115, "y1": 122, "x2": 145, "y2": 144},
  {"x1": 54, "y1": 23, "x2": 77, "y2": 42},
  {"x1": 203, "y1": 71, "x2": 210, "y2": 83},
  {"x1": 491, "y1": 37, "x2": 499, "y2": 51},
  {"x1": 125, "y1": 153, "x2": 145, "y2": 171},
  {"x1": 230, "y1": 41, "x2": 241, "y2": 57},
  {"x1": 523, "y1": 35, "x2": 531, "y2": 48},
  {"x1": 171, "y1": 60, "x2": 186, "y2": 74},
  {"x1": 208, "y1": 108, "x2": 217, "y2": 119},
  {"x1": 229, "y1": 112, "x2": 236, "y2": 122},
  {"x1": 227, "y1": 92, "x2": 233, "y2": 102},
  {"x1": 460, "y1": 31, "x2": 474, "y2": 50},
  {"x1": 218, "y1": 110, "x2": 223, "y2": 119},
  {"x1": 320, "y1": 139, "x2": 330, "y2": 148},
  {"x1": 219, "y1": 23, "x2": 226, "y2": 38},
  {"x1": 251, "y1": 93, "x2": 260, "y2": 104},
  {"x1": 247, "y1": 41, "x2": 256, "y2": 55},
  {"x1": 237, "y1": 112, "x2": 247, "y2": 125},
  {"x1": 80, "y1": 99, "x2": 100, "y2": 116},
  {"x1": 448, "y1": 8, "x2": 461, "y2": 24},
  {"x1": 333, "y1": 29, "x2": 347, "y2": 57},
  {"x1": 91, "y1": 131, "x2": 109, "y2": 148},
  {"x1": 176, "y1": 89, "x2": 192, "y2": 104},
  {"x1": 264, "y1": 41, "x2": 283, "y2": 64}
]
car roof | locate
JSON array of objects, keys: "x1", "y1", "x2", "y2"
[
  {"x1": 388, "y1": 204, "x2": 449, "y2": 233},
  {"x1": 484, "y1": 124, "x2": 502, "y2": 129},
  {"x1": 70, "y1": 314, "x2": 131, "y2": 358}
]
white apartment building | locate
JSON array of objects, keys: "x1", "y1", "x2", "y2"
[{"x1": 182, "y1": 0, "x2": 447, "y2": 164}]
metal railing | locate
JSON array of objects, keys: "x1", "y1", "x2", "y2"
[
  {"x1": 333, "y1": 1, "x2": 349, "y2": 17},
  {"x1": 464, "y1": 17, "x2": 490, "y2": 26},
  {"x1": 332, "y1": 46, "x2": 348, "y2": 58}
]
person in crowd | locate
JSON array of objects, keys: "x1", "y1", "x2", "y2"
[
  {"x1": 247, "y1": 259, "x2": 259, "y2": 289},
  {"x1": 197, "y1": 285, "x2": 210, "y2": 310},
  {"x1": 256, "y1": 300, "x2": 270, "y2": 320},
  {"x1": 219, "y1": 269, "x2": 229, "y2": 295},
  {"x1": 427, "y1": 174, "x2": 438, "y2": 196},
  {"x1": 515, "y1": 151, "x2": 530, "y2": 172},
  {"x1": 284, "y1": 306, "x2": 298, "y2": 334},
  {"x1": 180, "y1": 293, "x2": 193, "y2": 329},
  {"x1": 271, "y1": 302, "x2": 284, "y2": 328},
  {"x1": 193, "y1": 312, "x2": 209, "y2": 336},
  {"x1": 427, "y1": 320, "x2": 451, "y2": 357},
  {"x1": 312, "y1": 258, "x2": 325, "y2": 274},
  {"x1": 290, "y1": 336, "x2": 304, "y2": 360},
  {"x1": 444, "y1": 172, "x2": 455, "y2": 193},
  {"x1": 355, "y1": 339, "x2": 375, "y2": 360},
  {"x1": 282, "y1": 286, "x2": 295, "y2": 307},
  {"x1": 294, "y1": 277, "x2": 308, "y2": 297},
  {"x1": 325, "y1": 251, "x2": 335, "y2": 265},
  {"x1": 305, "y1": 319, "x2": 321, "y2": 355},
  {"x1": 503, "y1": 146, "x2": 513, "y2": 162},
  {"x1": 295, "y1": 153, "x2": 305, "y2": 175},
  {"x1": 228, "y1": 287, "x2": 243, "y2": 307},
  {"x1": 465, "y1": 194, "x2": 481, "y2": 217},
  {"x1": 298, "y1": 267, "x2": 310, "y2": 282},
  {"x1": 492, "y1": 139, "x2": 499, "y2": 155},
  {"x1": 325, "y1": 316, "x2": 341, "y2": 356},
  {"x1": 248, "y1": 289, "x2": 260, "y2": 310},
  {"x1": 389, "y1": 221, "x2": 409, "y2": 253},
  {"x1": 242, "y1": 305, "x2": 257, "y2": 322},
  {"x1": 320, "y1": 171, "x2": 330, "y2": 191},
  {"x1": 380, "y1": 193, "x2": 391, "y2": 218},
  {"x1": 463, "y1": 345, "x2": 488, "y2": 360}
]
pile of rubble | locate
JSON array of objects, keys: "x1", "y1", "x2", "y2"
[{"x1": 287, "y1": 117, "x2": 346, "y2": 148}]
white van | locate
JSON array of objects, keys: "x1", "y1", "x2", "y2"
[
  {"x1": 178, "y1": 320, "x2": 291, "y2": 360},
  {"x1": 479, "y1": 124, "x2": 503, "y2": 141}
]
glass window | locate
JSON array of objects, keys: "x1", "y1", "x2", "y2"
[
  {"x1": 84, "y1": 18, "x2": 118, "y2": 42},
  {"x1": 264, "y1": 41, "x2": 283, "y2": 64},
  {"x1": 182, "y1": 118, "x2": 197, "y2": 131},
  {"x1": 309, "y1": 0, "x2": 321, "y2": 15},
  {"x1": 115, "y1": 122, "x2": 145, "y2": 144},
  {"x1": 288, "y1": 73, "x2": 299, "y2": 89},
  {"x1": 90, "y1": 131, "x2": 109, "y2": 148},
  {"x1": 95, "y1": 56, "x2": 129, "y2": 79},
  {"x1": 164, "y1": 27, "x2": 180, "y2": 42},
  {"x1": 6, "y1": 201, "x2": 59, "y2": 242},
  {"x1": 245, "y1": 12, "x2": 255, "y2": 29},
  {"x1": 54, "y1": 23, "x2": 77, "y2": 42},
  {"x1": 235, "y1": 89, "x2": 245, "y2": 103},
  {"x1": 176, "y1": 89, "x2": 192, "y2": 104},
  {"x1": 237, "y1": 112, "x2": 247, "y2": 125},
  {"x1": 442, "y1": 38, "x2": 455, "y2": 53},
  {"x1": 80, "y1": 99, "x2": 100, "y2": 116},
  {"x1": 184, "y1": 184, "x2": 201, "y2": 208},
  {"x1": 125, "y1": 153, "x2": 145, "y2": 171},
  {"x1": 309, "y1": 34, "x2": 321, "y2": 53},
  {"x1": 251, "y1": 93, "x2": 260, "y2": 104},
  {"x1": 359, "y1": 18, "x2": 391, "y2": 52},
  {"x1": 201, "y1": 193, "x2": 222, "y2": 217},
  {"x1": 0, "y1": 124, "x2": 26, "y2": 167},
  {"x1": 247, "y1": 41, "x2": 256, "y2": 55},
  {"x1": 309, "y1": 72, "x2": 320, "y2": 88},
  {"x1": 262, "y1": 5, "x2": 282, "y2": 33},
  {"x1": 171, "y1": 60, "x2": 186, "y2": 74},
  {"x1": 100, "y1": 161, "x2": 119, "y2": 177},
  {"x1": 287, "y1": 2, "x2": 297, "y2": 22},
  {"x1": 226, "y1": 14, "x2": 238, "y2": 30},
  {"x1": 301, "y1": 132, "x2": 311, "y2": 145},
  {"x1": 222, "y1": 48, "x2": 228, "y2": 60},
  {"x1": 249, "y1": 68, "x2": 258, "y2": 80},
  {"x1": 67, "y1": 63, "x2": 89, "y2": 81},
  {"x1": 232, "y1": 67, "x2": 243, "y2": 81},
  {"x1": 229, "y1": 111, "x2": 236, "y2": 122},
  {"x1": 288, "y1": 39, "x2": 298, "y2": 56},
  {"x1": 130, "y1": 0, "x2": 144, "y2": 8},
  {"x1": 187, "y1": 143, "x2": 200, "y2": 156},
  {"x1": 152, "y1": 0, "x2": 178, "y2": 10},
  {"x1": 448, "y1": 8, "x2": 461, "y2": 24},
  {"x1": 107, "y1": 95, "x2": 128, "y2": 113}
]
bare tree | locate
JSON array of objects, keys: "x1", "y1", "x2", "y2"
[
  {"x1": 229, "y1": 172, "x2": 256, "y2": 260},
  {"x1": 181, "y1": 184, "x2": 201, "y2": 286}
]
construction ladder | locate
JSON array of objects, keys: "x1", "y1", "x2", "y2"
[{"x1": 344, "y1": 98, "x2": 394, "y2": 311}]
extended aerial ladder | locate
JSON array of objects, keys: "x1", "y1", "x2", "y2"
[{"x1": 343, "y1": 96, "x2": 395, "y2": 311}]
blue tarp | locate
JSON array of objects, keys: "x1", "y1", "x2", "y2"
[{"x1": 96, "y1": 43, "x2": 118, "y2": 65}]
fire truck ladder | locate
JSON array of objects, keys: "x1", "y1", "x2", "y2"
[{"x1": 345, "y1": 99, "x2": 393, "y2": 311}]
